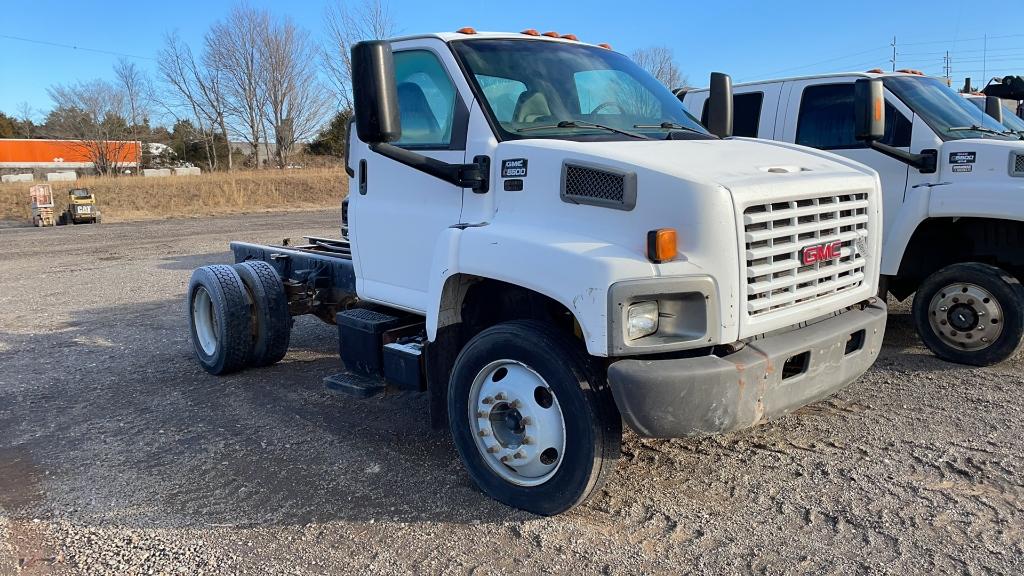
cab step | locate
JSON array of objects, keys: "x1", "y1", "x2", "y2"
[{"x1": 323, "y1": 372, "x2": 385, "y2": 398}]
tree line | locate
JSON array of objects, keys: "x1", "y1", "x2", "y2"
[{"x1": 0, "y1": 1, "x2": 685, "y2": 174}]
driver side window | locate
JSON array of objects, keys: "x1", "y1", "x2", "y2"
[{"x1": 393, "y1": 50, "x2": 457, "y2": 148}]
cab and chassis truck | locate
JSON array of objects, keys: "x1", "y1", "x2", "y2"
[
  {"x1": 186, "y1": 30, "x2": 887, "y2": 514},
  {"x1": 682, "y1": 71, "x2": 1024, "y2": 366}
]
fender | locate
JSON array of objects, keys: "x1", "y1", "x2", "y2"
[
  {"x1": 883, "y1": 182, "x2": 1024, "y2": 275},
  {"x1": 426, "y1": 223, "x2": 669, "y2": 357}
]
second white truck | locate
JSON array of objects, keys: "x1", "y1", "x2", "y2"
[
  {"x1": 683, "y1": 71, "x2": 1024, "y2": 366},
  {"x1": 186, "y1": 30, "x2": 886, "y2": 514}
]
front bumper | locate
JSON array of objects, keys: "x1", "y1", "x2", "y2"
[{"x1": 607, "y1": 300, "x2": 886, "y2": 437}]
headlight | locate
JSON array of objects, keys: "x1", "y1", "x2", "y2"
[{"x1": 626, "y1": 301, "x2": 659, "y2": 340}]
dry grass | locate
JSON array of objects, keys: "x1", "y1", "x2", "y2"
[{"x1": 0, "y1": 168, "x2": 348, "y2": 223}]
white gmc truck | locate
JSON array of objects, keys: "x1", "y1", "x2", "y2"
[
  {"x1": 683, "y1": 71, "x2": 1024, "y2": 366},
  {"x1": 186, "y1": 30, "x2": 886, "y2": 515}
]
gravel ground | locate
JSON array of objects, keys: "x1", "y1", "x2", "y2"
[{"x1": 0, "y1": 212, "x2": 1022, "y2": 575}]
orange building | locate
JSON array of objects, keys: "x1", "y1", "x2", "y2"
[{"x1": 0, "y1": 139, "x2": 141, "y2": 169}]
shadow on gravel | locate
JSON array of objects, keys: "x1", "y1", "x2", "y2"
[
  {"x1": 0, "y1": 297, "x2": 522, "y2": 532},
  {"x1": 157, "y1": 251, "x2": 234, "y2": 271}
]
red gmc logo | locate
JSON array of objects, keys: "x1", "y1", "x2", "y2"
[{"x1": 800, "y1": 240, "x2": 843, "y2": 265}]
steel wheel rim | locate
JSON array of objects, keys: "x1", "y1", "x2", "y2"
[
  {"x1": 192, "y1": 287, "x2": 219, "y2": 356},
  {"x1": 927, "y1": 282, "x2": 1004, "y2": 351},
  {"x1": 468, "y1": 360, "x2": 566, "y2": 487}
]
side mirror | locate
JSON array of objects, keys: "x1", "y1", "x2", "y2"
[
  {"x1": 707, "y1": 72, "x2": 733, "y2": 138},
  {"x1": 985, "y1": 96, "x2": 1004, "y2": 124},
  {"x1": 854, "y1": 78, "x2": 885, "y2": 141},
  {"x1": 351, "y1": 40, "x2": 401, "y2": 144}
]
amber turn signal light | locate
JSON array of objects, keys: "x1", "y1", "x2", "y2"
[
  {"x1": 456, "y1": 27, "x2": 477, "y2": 34},
  {"x1": 521, "y1": 28, "x2": 540, "y2": 36},
  {"x1": 646, "y1": 229, "x2": 677, "y2": 263}
]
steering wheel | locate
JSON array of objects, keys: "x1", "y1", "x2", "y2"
[{"x1": 590, "y1": 101, "x2": 624, "y2": 115}]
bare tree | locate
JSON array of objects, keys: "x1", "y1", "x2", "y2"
[
  {"x1": 322, "y1": 0, "x2": 397, "y2": 109},
  {"x1": 47, "y1": 80, "x2": 137, "y2": 175},
  {"x1": 114, "y1": 58, "x2": 154, "y2": 165},
  {"x1": 15, "y1": 102, "x2": 34, "y2": 136},
  {"x1": 631, "y1": 46, "x2": 686, "y2": 89},
  {"x1": 157, "y1": 32, "x2": 217, "y2": 169},
  {"x1": 260, "y1": 15, "x2": 329, "y2": 166},
  {"x1": 207, "y1": 4, "x2": 271, "y2": 168}
]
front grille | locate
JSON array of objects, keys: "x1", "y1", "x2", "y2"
[
  {"x1": 743, "y1": 192, "x2": 869, "y2": 317},
  {"x1": 560, "y1": 163, "x2": 636, "y2": 210}
]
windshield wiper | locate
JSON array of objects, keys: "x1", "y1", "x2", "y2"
[
  {"x1": 633, "y1": 121, "x2": 709, "y2": 136},
  {"x1": 517, "y1": 120, "x2": 649, "y2": 140},
  {"x1": 946, "y1": 125, "x2": 1004, "y2": 135}
]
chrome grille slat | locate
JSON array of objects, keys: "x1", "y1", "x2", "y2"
[{"x1": 743, "y1": 192, "x2": 869, "y2": 318}]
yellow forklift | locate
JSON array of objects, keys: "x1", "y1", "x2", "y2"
[{"x1": 59, "y1": 188, "x2": 101, "y2": 225}]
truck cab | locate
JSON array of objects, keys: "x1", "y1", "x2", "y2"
[
  {"x1": 187, "y1": 30, "x2": 887, "y2": 514},
  {"x1": 682, "y1": 71, "x2": 1024, "y2": 366}
]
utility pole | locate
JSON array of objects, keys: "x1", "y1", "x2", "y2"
[
  {"x1": 890, "y1": 36, "x2": 897, "y2": 72},
  {"x1": 943, "y1": 51, "x2": 952, "y2": 87}
]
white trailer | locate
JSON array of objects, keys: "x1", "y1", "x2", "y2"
[
  {"x1": 186, "y1": 30, "x2": 887, "y2": 514},
  {"x1": 682, "y1": 71, "x2": 1024, "y2": 366}
]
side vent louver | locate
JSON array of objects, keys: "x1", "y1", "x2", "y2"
[
  {"x1": 560, "y1": 162, "x2": 637, "y2": 210},
  {"x1": 1011, "y1": 152, "x2": 1024, "y2": 177}
]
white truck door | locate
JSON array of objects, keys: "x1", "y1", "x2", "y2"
[
  {"x1": 352, "y1": 46, "x2": 469, "y2": 312},
  {"x1": 779, "y1": 78, "x2": 912, "y2": 234}
]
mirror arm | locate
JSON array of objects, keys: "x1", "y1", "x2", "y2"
[
  {"x1": 369, "y1": 143, "x2": 490, "y2": 193},
  {"x1": 866, "y1": 141, "x2": 937, "y2": 174}
]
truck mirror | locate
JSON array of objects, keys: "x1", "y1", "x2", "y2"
[
  {"x1": 351, "y1": 40, "x2": 401, "y2": 144},
  {"x1": 985, "y1": 96, "x2": 1004, "y2": 124},
  {"x1": 707, "y1": 72, "x2": 733, "y2": 138},
  {"x1": 854, "y1": 78, "x2": 885, "y2": 141}
]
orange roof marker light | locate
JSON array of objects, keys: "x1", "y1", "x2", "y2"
[
  {"x1": 521, "y1": 28, "x2": 540, "y2": 36},
  {"x1": 542, "y1": 31, "x2": 560, "y2": 38},
  {"x1": 865, "y1": 68, "x2": 885, "y2": 74},
  {"x1": 560, "y1": 34, "x2": 579, "y2": 41},
  {"x1": 896, "y1": 69, "x2": 925, "y2": 76},
  {"x1": 456, "y1": 27, "x2": 477, "y2": 35},
  {"x1": 597, "y1": 43, "x2": 613, "y2": 50}
]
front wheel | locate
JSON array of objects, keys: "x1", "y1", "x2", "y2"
[
  {"x1": 448, "y1": 320, "x2": 621, "y2": 515},
  {"x1": 912, "y1": 262, "x2": 1024, "y2": 366}
]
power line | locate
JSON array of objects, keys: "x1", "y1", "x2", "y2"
[
  {"x1": 739, "y1": 45, "x2": 889, "y2": 81},
  {"x1": 0, "y1": 33, "x2": 155, "y2": 61}
]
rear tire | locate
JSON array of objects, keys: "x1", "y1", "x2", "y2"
[
  {"x1": 188, "y1": 265, "x2": 253, "y2": 375},
  {"x1": 233, "y1": 261, "x2": 291, "y2": 367},
  {"x1": 912, "y1": 262, "x2": 1024, "y2": 366},
  {"x1": 447, "y1": 320, "x2": 621, "y2": 515}
]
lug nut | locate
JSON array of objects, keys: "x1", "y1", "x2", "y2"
[
  {"x1": 487, "y1": 445, "x2": 500, "y2": 454},
  {"x1": 511, "y1": 399, "x2": 522, "y2": 409},
  {"x1": 495, "y1": 392, "x2": 507, "y2": 401},
  {"x1": 478, "y1": 429, "x2": 490, "y2": 437},
  {"x1": 482, "y1": 396, "x2": 494, "y2": 405},
  {"x1": 521, "y1": 416, "x2": 532, "y2": 426},
  {"x1": 522, "y1": 436, "x2": 533, "y2": 445},
  {"x1": 500, "y1": 455, "x2": 510, "y2": 463},
  {"x1": 981, "y1": 337, "x2": 990, "y2": 342},
  {"x1": 940, "y1": 306, "x2": 948, "y2": 312},
  {"x1": 513, "y1": 451, "x2": 525, "y2": 460},
  {"x1": 978, "y1": 325, "x2": 985, "y2": 331},
  {"x1": 476, "y1": 410, "x2": 486, "y2": 418}
]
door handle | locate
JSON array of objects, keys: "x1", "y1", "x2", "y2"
[{"x1": 359, "y1": 159, "x2": 368, "y2": 195}]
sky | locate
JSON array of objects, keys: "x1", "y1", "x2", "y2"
[{"x1": 1, "y1": 0, "x2": 1023, "y2": 124}]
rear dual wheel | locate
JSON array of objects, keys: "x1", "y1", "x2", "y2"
[
  {"x1": 448, "y1": 320, "x2": 621, "y2": 515},
  {"x1": 187, "y1": 261, "x2": 291, "y2": 374}
]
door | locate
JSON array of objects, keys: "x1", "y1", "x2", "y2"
[
  {"x1": 351, "y1": 46, "x2": 469, "y2": 312},
  {"x1": 780, "y1": 79, "x2": 913, "y2": 234}
]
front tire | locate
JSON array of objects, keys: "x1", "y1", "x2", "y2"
[
  {"x1": 448, "y1": 320, "x2": 620, "y2": 515},
  {"x1": 912, "y1": 262, "x2": 1024, "y2": 366}
]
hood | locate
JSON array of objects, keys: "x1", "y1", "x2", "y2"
[{"x1": 501, "y1": 136, "x2": 878, "y2": 190}]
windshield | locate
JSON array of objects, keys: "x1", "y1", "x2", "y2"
[
  {"x1": 884, "y1": 76, "x2": 1016, "y2": 141},
  {"x1": 964, "y1": 96, "x2": 1024, "y2": 133},
  {"x1": 71, "y1": 190, "x2": 91, "y2": 198},
  {"x1": 450, "y1": 39, "x2": 709, "y2": 141}
]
